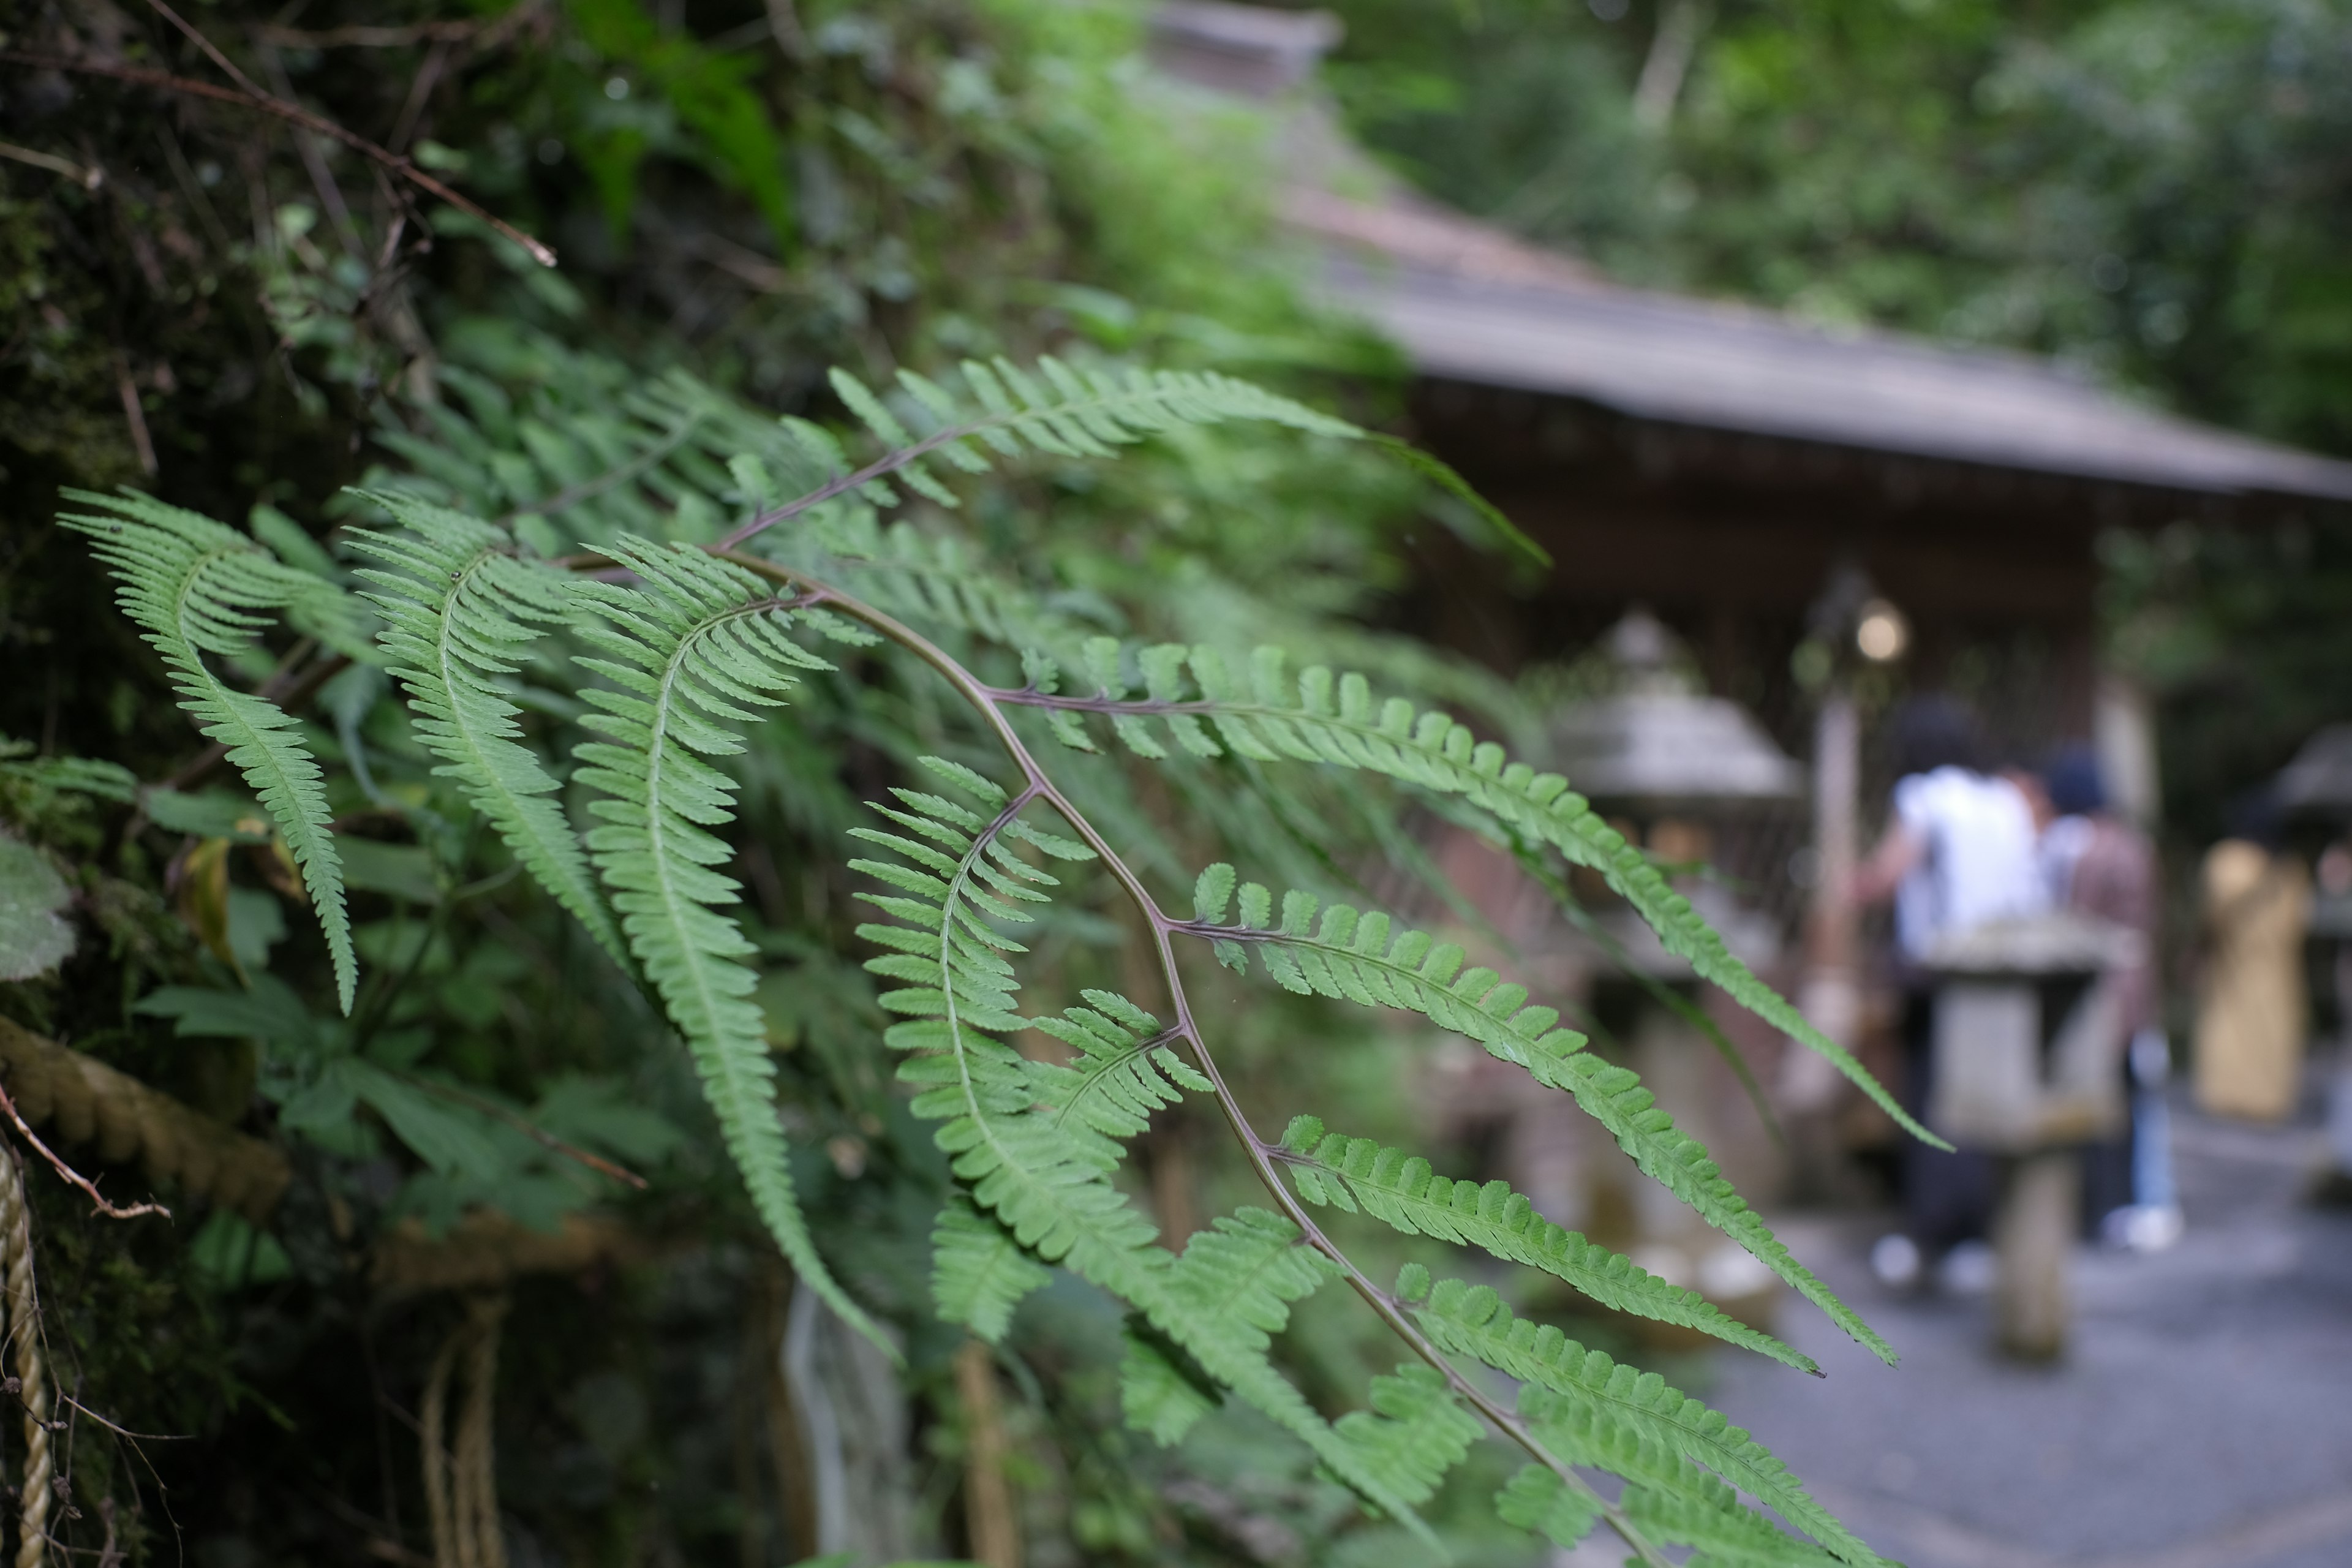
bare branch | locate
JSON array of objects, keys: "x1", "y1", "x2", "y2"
[
  {"x1": 0, "y1": 50, "x2": 557, "y2": 266},
  {"x1": 0, "y1": 1084, "x2": 169, "y2": 1222},
  {"x1": 0, "y1": 141, "x2": 102, "y2": 189}
]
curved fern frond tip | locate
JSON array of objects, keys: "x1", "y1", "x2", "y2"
[
  {"x1": 1368, "y1": 434, "x2": 1553, "y2": 569},
  {"x1": 346, "y1": 493, "x2": 632, "y2": 972},
  {"x1": 1419, "y1": 1280, "x2": 1885, "y2": 1568},
  {"x1": 61, "y1": 490, "x2": 359, "y2": 1012},
  {"x1": 1185, "y1": 872, "x2": 1893, "y2": 1366},
  {"x1": 564, "y1": 533, "x2": 887, "y2": 1354},
  {"x1": 999, "y1": 647, "x2": 1940, "y2": 1152},
  {"x1": 932, "y1": 1198, "x2": 1049, "y2": 1343},
  {"x1": 725, "y1": 355, "x2": 1533, "y2": 572}
]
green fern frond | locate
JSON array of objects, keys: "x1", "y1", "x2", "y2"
[
  {"x1": 62, "y1": 491, "x2": 359, "y2": 1011},
  {"x1": 1276, "y1": 1115, "x2": 1811, "y2": 1371},
  {"x1": 1333, "y1": 1364, "x2": 1483, "y2": 1509},
  {"x1": 1414, "y1": 1278, "x2": 1883, "y2": 1567},
  {"x1": 1157, "y1": 1207, "x2": 1447, "y2": 1540},
  {"x1": 812, "y1": 519, "x2": 1104, "y2": 663},
  {"x1": 1010, "y1": 647, "x2": 1937, "y2": 1154},
  {"x1": 1626, "y1": 1486, "x2": 1845, "y2": 1567},
  {"x1": 930, "y1": 1197, "x2": 1050, "y2": 1343},
  {"x1": 347, "y1": 494, "x2": 630, "y2": 970},
  {"x1": 815, "y1": 358, "x2": 1358, "y2": 514},
  {"x1": 377, "y1": 359, "x2": 829, "y2": 551},
  {"x1": 1494, "y1": 1463, "x2": 1602, "y2": 1550},
  {"x1": 1497, "y1": 1467, "x2": 1834, "y2": 1563},
  {"x1": 1184, "y1": 871, "x2": 1890, "y2": 1366},
  {"x1": 1163, "y1": 1207, "x2": 1341, "y2": 1353},
  {"x1": 564, "y1": 535, "x2": 884, "y2": 1349},
  {"x1": 0, "y1": 752, "x2": 140, "y2": 804},
  {"x1": 854, "y1": 777, "x2": 1438, "y2": 1538},
  {"x1": 1030, "y1": 989, "x2": 1212, "y2": 1148},
  {"x1": 1119, "y1": 1328, "x2": 1221, "y2": 1445}
]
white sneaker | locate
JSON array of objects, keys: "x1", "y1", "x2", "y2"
[
  {"x1": 2122, "y1": 1204, "x2": 2184, "y2": 1253},
  {"x1": 1870, "y1": 1233, "x2": 1921, "y2": 1290}
]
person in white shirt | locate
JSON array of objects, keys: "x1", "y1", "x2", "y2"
[{"x1": 1850, "y1": 697, "x2": 2049, "y2": 1290}]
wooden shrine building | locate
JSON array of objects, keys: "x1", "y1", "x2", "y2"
[{"x1": 1153, "y1": 1, "x2": 2352, "y2": 791}]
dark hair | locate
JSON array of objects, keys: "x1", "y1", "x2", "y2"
[
  {"x1": 1892, "y1": 695, "x2": 1985, "y2": 778},
  {"x1": 2224, "y1": 785, "x2": 2285, "y2": 850},
  {"x1": 2043, "y1": 743, "x2": 2106, "y2": 816}
]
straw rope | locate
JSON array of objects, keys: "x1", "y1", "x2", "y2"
[
  {"x1": 0, "y1": 1148, "x2": 51, "y2": 1568},
  {"x1": 420, "y1": 1295, "x2": 508, "y2": 1568},
  {"x1": 0, "y1": 1018, "x2": 287, "y2": 1219}
]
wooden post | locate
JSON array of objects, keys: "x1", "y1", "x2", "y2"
[
  {"x1": 1994, "y1": 1151, "x2": 2078, "y2": 1360},
  {"x1": 1785, "y1": 676, "x2": 1860, "y2": 1117},
  {"x1": 955, "y1": 1340, "x2": 1022, "y2": 1568}
]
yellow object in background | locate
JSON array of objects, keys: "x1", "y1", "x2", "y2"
[{"x1": 2194, "y1": 840, "x2": 2312, "y2": 1121}]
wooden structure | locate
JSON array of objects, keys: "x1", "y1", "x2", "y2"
[
  {"x1": 1152, "y1": 1, "x2": 2352, "y2": 766},
  {"x1": 1148, "y1": 4, "x2": 2352, "y2": 1204}
]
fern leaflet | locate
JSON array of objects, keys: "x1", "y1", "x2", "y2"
[
  {"x1": 62, "y1": 491, "x2": 360, "y2": 1010},
  {"x1": 347, "y1": 494, "x2": 630, "y2": 969},
  {"x1": 767, "y1": 358, "x2": 1360, "y2": 526},
  {"x1": 1118, "y1": 1328, "x2": 1221, "y2": 1445},
  {"x1": 1414, "y1": 1278, "x2": 1885, "y2": 1567},
  {"x1": 1276, "y1": 1115, "x2": 1811, "y2": 1371},
  {"x1": 565, "y1": 536, "x2": 882, "y2": 1347},
  {"x1": 1186, "y1": 870, "x2": 1889, "y2": 1366},
  {"x1": 1332, "y1": 1364, "x2": 1484, "y2": 1509},
  {"x1": 1494, "y1": 1462, "x2": 1604, "y2": 1550},
  {"x1": 930, "y1": 1198, "x2": 1051, "y2": 1344},
  {"x1": 1030, "y1": 993, "x2": 1212, "y2": 1147}
]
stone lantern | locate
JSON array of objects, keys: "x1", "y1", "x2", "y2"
[
  {"x1": 1550, "y1": 611, "x2": 1805, "y2": 1319},
  {"x1": 1921, "y1": 911, "x2": 2139, "y2": 1359}
]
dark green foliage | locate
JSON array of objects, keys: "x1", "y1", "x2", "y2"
[{"x1": 1326, "y1": 0, "x2": 2352, "y2": 457}]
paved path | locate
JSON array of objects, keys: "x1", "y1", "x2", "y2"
[{"x1": 1662, "y1": 1101, "x2": 2352, "y2": 1568}]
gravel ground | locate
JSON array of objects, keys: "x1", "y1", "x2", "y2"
[{"x1": 1639, "y1": 1093, "x2": 2352, "y2": 1568}]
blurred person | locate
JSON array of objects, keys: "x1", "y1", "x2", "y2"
[
  {"x1": 2040, "y1": 745, "x2": 2177, "y2": 1250},
  {"x1": 2193, "y1": 791, "x2": 2312, "y2": 1121},
  {"x1": 1849, "y1": 696, "x2": 2048, "y2": 1290}
]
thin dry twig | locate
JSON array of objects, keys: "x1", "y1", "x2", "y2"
[
  {"x1": 0, "y1": 1083, "x2": 167, "y2": 1222},
  {"x1": 385, "y1": 41, "x2": 451, "y2": 160},
  {"x1": 114, "y1": 357, "x2": 159, "y2": 477},
  {"x1": 56, "y1": 1393, "x2": 190, "y2": 1444},
  {"x1": 0, "y1": 141, "x2": 102, "y2": 189},
  {"x1": 143, "y1": 0, "x2": 266, "y2": 99},
  {"x1": 0, "y1": 50, "x2": 556, "y2": 266},
  {"x1": 256, "y1": 21, "x2": 484, "y2": 50}
]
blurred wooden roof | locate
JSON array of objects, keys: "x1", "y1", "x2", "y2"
[
  {"x1": 1144, "y1": 3, "x2": 2352, "y2": 507},
  {"x1": 1297, "y1": 208, "x2": 2352, "y2": 504}
]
